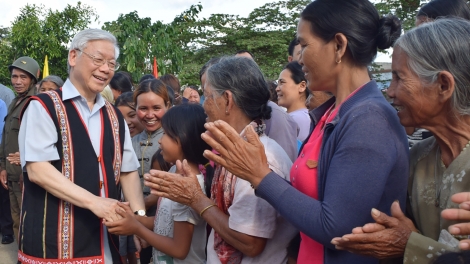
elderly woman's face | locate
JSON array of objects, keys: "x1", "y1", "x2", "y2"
[
  {"x1": 38, "y1": 81, "x2": 59, "y2": 93},
  {"x1": 202, "y1": 78, "x2": 225, "y2": 123},
  {"x1": 387, "y1": 47, "x2": 441, "y2": 127},
  {"x1": 297, "y1": 18, "x2": 336, "y2": 92}
]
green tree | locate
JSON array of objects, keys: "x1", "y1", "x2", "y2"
[
  {"x1": 0, "y1": 2, "x2": 97, "y2": 86},
  {"x1": 102, "y1": 4, "x2": 202, "y2": 83},
  {"x1": 177, "y1": 0, "x2": 310, "y2": 86}
]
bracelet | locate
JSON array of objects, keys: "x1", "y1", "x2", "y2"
[{"x1": 199, "y1": 204, "x2": 216, "y2": 217}]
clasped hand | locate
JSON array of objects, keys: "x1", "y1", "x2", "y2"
[{"x1": 331, "y1": 201, "x2": 416, "y2": 259}]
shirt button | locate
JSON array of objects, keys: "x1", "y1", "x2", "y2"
[
  {"x1": 295, "y1": 165, "x2": 298, "y2": 169},
  {"x1": 301, "y1": 153, "x2": 305, "y2": 158}
]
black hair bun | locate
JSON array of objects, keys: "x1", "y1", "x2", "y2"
[
  {"x1": 260, "y1": 103, "x2": 272, "y2": 120},
  {"x1": 377, "y1": 15, "x2": 402, "y2": 50}
]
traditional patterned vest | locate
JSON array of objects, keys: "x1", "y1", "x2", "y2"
[{"x1": 18, "y1": 89, "x2": 125, "y2": 263}]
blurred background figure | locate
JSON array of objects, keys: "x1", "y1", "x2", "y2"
[
  {"x1": 115, "y1": 91, "x2": 144, "y2": 138},
  {"x1": 159, "y1": 74, "x2": 182, "y2": 105},
  {"x1": 276, "y1": 61, "x2": 310, "y2": 142},
  {"x1": 288, "y1": 38, "x2": 301, "y2": 62},
  {"x1": 182, "y1": 85, "x2": 200, "y2": 104},
  {"x1": 109, "y1": 72, "x2": 133, "y2": 101},
  {"x1": 37, "y1": 75, "x2": 64, "y2": 94}
]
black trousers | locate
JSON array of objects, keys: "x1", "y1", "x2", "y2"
[{"x1": 0, "y1": 186, "x2": 13, "y2": 236}]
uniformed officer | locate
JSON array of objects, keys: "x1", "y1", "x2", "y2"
[{"x1": 0, "y1": 56, "x2": 39, "y2": 242}]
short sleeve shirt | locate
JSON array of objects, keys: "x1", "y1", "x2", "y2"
[
  {"x1": 153, "y1": 166, "x2": 207, "y2": 264},
  {"x1": 206, "y1": 135, "x2": 297, "y2": 264}
]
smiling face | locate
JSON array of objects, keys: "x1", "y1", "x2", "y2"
[
  {"x1": 387, "y1": 46, "x2": 442, "y2": 128},
  {"x1": 276, "y1": 69, "x2": 306, "y2": 112},
  {"x1": 68, "y1": 40, "x2": 116, "y2": 97},
  {"x1": 117, "y1": 105, "x2": 145, "y2": 137},
  {"x1": 297, "y1": 18, "x2": 337, "y2": 92},
  {"x1": 11, "y1": 68, "x2": 34, "y2": 94},
  {"x1": 136, "y1": 91, "x2": 169, "y2": 133}
]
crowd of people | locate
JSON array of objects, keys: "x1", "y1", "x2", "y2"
[{"x1": 1, "y1": 0, "x2": 470, "y2": 263}]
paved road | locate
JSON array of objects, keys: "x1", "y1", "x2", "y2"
[{"x1": 0, "y1": 238, "x2": 18, "y2": 263}]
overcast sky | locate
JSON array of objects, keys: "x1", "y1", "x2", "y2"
[
  {"x1": 0, "y1": 0, "x2": 392, "y2": 62},
  {"x1": 0, "y1": 0, "x2": 275, "y2": 28}
]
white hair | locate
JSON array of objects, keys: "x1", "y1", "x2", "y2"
[
  {"x1": 67, "y1": 28, "x2": 120, "y2": 72},
  {"x1": 395, "y1": 18, "x2": 470, "y2": 116}
]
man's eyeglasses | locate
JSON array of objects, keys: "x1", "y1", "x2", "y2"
[{"x1": 76, "y1": 49, "x2": 120, "y2": 71}]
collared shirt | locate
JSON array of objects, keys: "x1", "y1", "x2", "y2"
[{"x1": 19, "y1": 79, "x2": 139, "y2": 263}]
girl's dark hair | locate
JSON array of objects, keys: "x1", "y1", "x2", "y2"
[
  {"x1": 166, "y1": 85, "x2": 175, "y2": 105},
  {"x1": 161, "y1": 103, "x2": 210, "y2": 166},
  {"x1": 159, "y1": 74, "x2": 181, "y2": 94},
  {"x1": 283, "y1": 61, "x2": 310, "y2": 99},
  {"x1": 301, "y1": 0, "x2": 401, "y2": 66},
  {"x1": 151, "y1": 149, "x2": 172, "y2": 172},
  {"x1": 134, "y1": 79, "x2": 170, "y2": 106},
  {"x1": 418, "y1": 0, "x2": 470, "y2": 21},
  {"x1": 110, "y1": 72, "x2": 133, "y2": 93},
  {"x1": 139, "y1": 74, "x2": 155, "y2": 84},
  {"x1": 115, "y1": 91, "x2": 135, "y2": 109}
]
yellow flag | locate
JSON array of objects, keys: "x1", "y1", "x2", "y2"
[{"x1": 43, "y1": 55, "x2": 49, "y2": 78}]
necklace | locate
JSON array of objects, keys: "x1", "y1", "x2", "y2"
[{"x1": 434, "y1": 140, "x2": 470, "y2": 207}]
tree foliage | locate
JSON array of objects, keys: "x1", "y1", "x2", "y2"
[
  {"x1": 177, "y1": 0, "x2": 309, "y2": 86},
  {"x1": 102, "y1": 5, "x2": 202, "y2": 83},
  {"x1": 0, "y1": 2, "x2": 97, "y2": 86},
  {"x1": 1, "y1": 0, "x2": 444, "y2": 89}
]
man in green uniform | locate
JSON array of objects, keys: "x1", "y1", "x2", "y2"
[{"x1": 0, "y1": 56, "x2": 39, "y2": 241}]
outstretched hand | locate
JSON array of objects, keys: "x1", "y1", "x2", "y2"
[
  {"x1": 442, "y1": 192, "x2": 470, "y2": 249},
  {"x1": 201, "y1": 121, "x2": 270, "y2": 188},
  {"x1": 331, "y1": 201, "x2": 416, "y2": 259},
  {"x1": 144, "y1": 159, "x2": 205, "y2": 207}
]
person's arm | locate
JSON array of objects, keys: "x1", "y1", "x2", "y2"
[
  {"x1": 145, "y1": 160, "x2": 268, "y2": 257},
  {"x1": 120, "y1": 170, "x2": 145, "y2": 212},
  {"x1": 106, "y1": 203, "x2": 194, "y2": 260},
  {"x1": 27, "y1": 161, "x2": 122, "y2": 221},
  {"x1": 202, "y1": 110, "x2": 407, "y2": 248},
  {"x1": 144, "y1": 194, "x2": 159, "y2": 210},
  {"x1": 119, "y1": 119, "x2": 145, "y2": 212},
  {"x1": 256, "y1": 110, "x2": 406, "y2": 247}
]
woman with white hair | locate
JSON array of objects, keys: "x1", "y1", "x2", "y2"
[
  {"x1": 332, "y1": 18, "x2": 470, "y2": 263},
  {"x1": 37, "y1": 75, "x2": 64, "y2": 93}
]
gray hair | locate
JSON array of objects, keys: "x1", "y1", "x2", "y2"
[
  {"x1": 68, "y1": 28, "x2": 120, "y2": 72},
  {"x1": 205, "y1": 56, "x2": 271, "y2": 120},
  {"x1": 394, "y1": 18, "x2": 470, "y2": 116},
  {"x1": 39, "y1": 75, "x2": 64, "y2": 89}
]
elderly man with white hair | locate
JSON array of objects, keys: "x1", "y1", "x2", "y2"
[{"x1": 17, "y1": 29, "x2": 145, "y2": 263}]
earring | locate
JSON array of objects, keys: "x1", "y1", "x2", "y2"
[{"x1": 336, "y1": 59, "x2": 342, "y2": 64}]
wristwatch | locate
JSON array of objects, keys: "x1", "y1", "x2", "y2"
[{"x1": 134, "y1": 210, "x2": 146, "y2": 216}]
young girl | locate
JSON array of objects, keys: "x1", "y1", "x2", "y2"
[
  {"x1": 106, "y1": 103, "x2": 210, "y2": 264},
  {"x1": 115, "y1": 91, "x2": 145, "y2": 138}
]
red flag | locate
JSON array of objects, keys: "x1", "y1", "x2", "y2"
[{"x1": 153, "y1": 57, "x2": 158, "y2": 78}]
